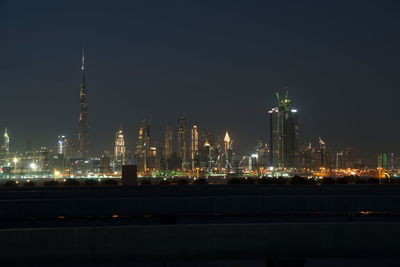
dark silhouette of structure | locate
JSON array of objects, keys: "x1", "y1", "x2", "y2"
[
  {"x1": 1, "y1": 184, "x2": 400, "y2": 266},
  {"x1": 268, "y1": 92, "x2": 298, "y2": 169},
  {"x1": 121, "y1": 165, "x2": 137, "y2": 186}
]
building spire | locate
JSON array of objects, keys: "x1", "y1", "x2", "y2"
[
  {"x1": 77, "y1": 49, "x2": 89, "y2": 159},
  {"x1": 81, "y1": 48, "x2": 85, "y2": 70},
  {"x1": 224, "y1": 131, "x2": 230, "y2": 143}
]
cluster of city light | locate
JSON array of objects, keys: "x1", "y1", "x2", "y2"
[{"x1": 0, "y1": 87, "x2": 395, "y2": 180}]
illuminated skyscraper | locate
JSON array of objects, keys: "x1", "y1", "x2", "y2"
[
  {"x1": 163, "y1": 124, "x2": 174, "y2": 170},
  {"x1": 100, "y1": 151, "x2": 111, "y2": 173},
  {"x1": 343, "y1": 147, "x2": 353, "y2": 169},
  {"x1": 319, "y1": 137, "x2": 326, "y2": 167},
  {"x1": 223, "y1": 132, "x2": 231, "y2": 156},
  {"x1": 298, "y1": 138, "x2": 327, "y2": 169},
  {"x1": 3, "y1": 128, "x2": 9, "y2": 153},
  {"x1": 268, "y1": 92, "x2": 298, "y2": 168},
  {"x1": 136, "y1": 120, "x2": 151, "y2": 171},
  {"x1": 114, "y1": 128, "x2": 126, "y2": 165},
  {"x1": 57, "y1": 135, "x2": 69, "y2": 157},
  {"x1": 148, "y1": 146, "x2": 158, "y2": 169},
  {"x1": 256, "y1": 141, "x2": 269, "y2": 170},
  {"x1": 178, "y1": 117, "x2": 187, "y2": 170},
  {"x1": 223, "y1": 131, "x2": 233, "y2": 170},
  {"x1": 203, "y1": 139, "x2": 212, "y2": 172},
  {"x1": 164, "y1": 124, "x2": 173, "y2": 159},
  {"x1": 191, "y1": 125, "x2": 199, "y2": 171},
  {"x1": 77, "y1": 50, "x2": 89, "y2": 159}
]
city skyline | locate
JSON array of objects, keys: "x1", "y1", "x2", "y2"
[
  {"x1": 1, "y1": 1, "x2": 400, "y2": 162},
  {"x1": 0, "y1": 48, "x2": 391, "y2": 167},
  {"x1": 2, "y1": 2, "x2": 400, "y2": 266}
]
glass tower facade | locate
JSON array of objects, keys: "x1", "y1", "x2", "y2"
[{"x1": 268, "y1": 93, "x2": 298, "y2": 169}]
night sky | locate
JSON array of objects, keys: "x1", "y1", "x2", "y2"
[{"x1": 1, "y1": 0, "x2": 399, "y2": 162}]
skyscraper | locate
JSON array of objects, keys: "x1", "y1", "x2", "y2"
[
  {"x1": 136, "y1": 120, "x2": 151, "y2": 171},
  {"x1": 298, "y1": 138, "x2": 327, "y2": 169},
  {"x1": 223, "y1": 131, "x2": 233, "y2": 170},
  {"x1": 57, "y1": 135, "x2": 69, "y2": 157},
  {"x1": 164, "y1": 124, "x2": 173, "y2": 159},
  {"x1": 77, "y1": 50, "x2": 89, "y2": 159},
  {"x1": 268, "y1": 92, "x2": 298, "y2": 169},
  {"x1": 114, "y1": 128, "x2": 126, "y2": 165},
  {"x1": 191, "y1": 125, "x2": 199, "y2": 171},
  {"x1": 256, "y1": 141, "x2": 269, "y2": 170},
  {"x1": 319, "y1": 137, "x2": 326, "y2": 167},
  {"x1": 178, "y1": 117, "x2": 187, "y2": 170},
  {"x1": 3, "y1": 128, "x2": 9, "y2": 153}
]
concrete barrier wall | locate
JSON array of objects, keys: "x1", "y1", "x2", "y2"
[
  {"x1": 0, "y1": 194, "x2": 400, "y2": 219},
  {"x1": 2, "y1": 184, "x2": 400, "y2": 199},
  {"x1": 0, "y1": 223, "x2": 399, "y2": 264}
]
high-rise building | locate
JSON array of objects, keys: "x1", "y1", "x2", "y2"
[
  {"x1": 114, "y1": 128, "x2": 126, "y2": 165},
  {"x1": 57, "y1": 135, "x2": 69, "y2": 157},
  {"x1": 202, "y1": 139, "x2": 212, "y2": 172},
  {"x1": 178, "y1": 117, "x2": 187, "y2": 170},
  {"x1": 191, "y1": 125, "x2": 199, "y2": 171},
  {"x1": 343, "y1": 147, "x2": 353, "y2": 168},
  {"x1": 164, "y1": 124, "x2": 173, "y2": 159},
  {"x1": 3, "y1": 128, "x2": 9, "y2": 153},
  {"x1": 268, "y1": 92, "x2": 298, "y2": 169},
  {"x1": 298, "y1": 138, "x2": 327, "y2": 170},
  {"x1": 256, "y1": 141, "x2": 269, "y2": 170},
  {"x1": 319, "y1": 137, "x2": 326, "y2": 167},
  {"x1": 378, "y1": 153, "x2": 388, "y2": 169},
  {"x1": 136, "y1": 120, "x2": 151, "y2": 171},
  {"x1": 100, "y1": 151, "x2": 111, "y2": 173},
  {"x1": 389, "y1": 153, "x2": 395, "y2": 169},
  {"x1": 77, "y1": 50, "x2": 89, "y2": 159},
  {"x1": 223, "y1": 131, "x2": 233, "y2": 170},
  {"x1": 148, "y1": 146, "x2": 158, "y2": 170}
]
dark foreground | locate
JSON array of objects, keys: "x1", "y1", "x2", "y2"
[{"x1": 1, "y1": 184, "x2": 400, "y2": 267}]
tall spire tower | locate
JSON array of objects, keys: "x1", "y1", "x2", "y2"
[
  {"x1": 77, "y1": 49, "x2": 89, "y2": 158},
  {"x1": 3, "y1": 128, "x2": 9, "y2": 153}
]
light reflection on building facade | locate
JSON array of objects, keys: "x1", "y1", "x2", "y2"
[{"x1": 114, "y1": 128, "x2": 126, "y2": 165}]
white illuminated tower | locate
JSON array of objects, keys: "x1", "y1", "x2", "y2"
[
  {"x1": 224, "y1": 131, "x2": 233, "y2": 170},
  {"x1": 114, "y1": 128, "x2": 126, "y2": 165},
  {"x1": 77, "y1": 49, "x2": 89, "y2": 159},
  {"x1": 191, "y1": 125, "x2": 199, "y2": 171},
  {"x1": 3, "y1": 128, "x2": 9, "y2": 153},
  {"x1": 223, "y1": 131, "x2": 231, "y2": 155}
]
